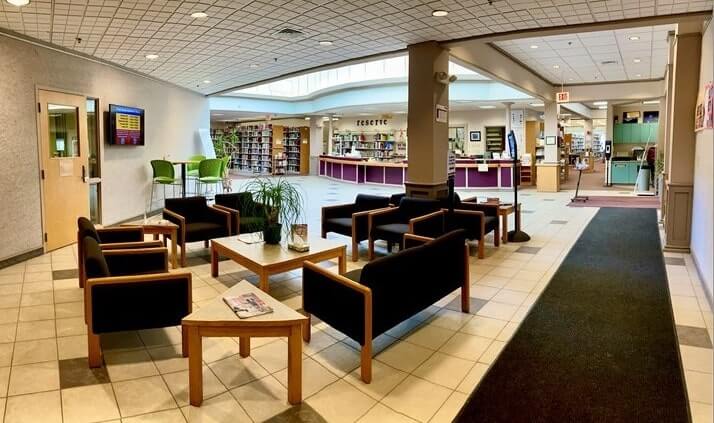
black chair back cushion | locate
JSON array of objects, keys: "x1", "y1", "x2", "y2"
[
  {"x1": 354, "y1": 194, "x2": 389, "y2": 212},
  {"x1": 361, "y1": 229, "x2": 467, "y2": 337},
  {"x1": 389, "y1": 193, "x2": 406, "y2": 206},
  {"x1": 78, "y1": 217, "x2": 100, "y2": 242},
  {"x1": 397, "y1": 197, "x2": 441, "y2": 221},
  {"x1": 215, "y1": 192, "x2": 256, "y2": 216},
  {"x1": 165, "y1": 196, "x2": 208, "y2": 222},
  {"x1": 83, "y1": 237, "x2": 110, "y2": 278}
]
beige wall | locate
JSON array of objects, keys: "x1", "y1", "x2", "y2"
[
  {"x1": 691, "y1": 17, "x2": 713, "y2": 301},
  {"x1": 0, "y1": 34, "x2": 209, "y2": 261}
]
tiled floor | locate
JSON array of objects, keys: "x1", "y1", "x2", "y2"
[{"x1": 0, "y1": 176, "x2": 710, "y2": 423}]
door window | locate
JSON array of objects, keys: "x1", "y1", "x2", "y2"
[{"x1": 48, "y1": 104, "x2": 80, "y2": 158}]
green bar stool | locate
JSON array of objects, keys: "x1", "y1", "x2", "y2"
[
  {"x1": 186, "y1": 154, "x2": 206, "y2": 195},
  {"x1": 148, "y1": 159, "x2": 181, "y2": 212},
  {"x1": 196, "y1": 158, "x2": 223, "y2": 198}
]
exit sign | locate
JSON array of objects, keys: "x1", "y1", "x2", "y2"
[{"x1": 556, "y1": 91, "x2": 570, "y2": 103}]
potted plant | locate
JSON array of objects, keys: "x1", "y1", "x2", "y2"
[{"x1": 244, "y1": 177, "x2": 304, "y2": 244}]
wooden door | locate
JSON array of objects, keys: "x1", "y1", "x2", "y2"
[{"x1": 37, "y1": 90, "x2": 90, "y2": 251}]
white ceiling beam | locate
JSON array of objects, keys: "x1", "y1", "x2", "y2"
[
  {"x1": 448, "y1": 42, "x2": 555, "y2": 102},
  {"x1": 565, "y1": 80, "x2": 665, "y2": 103},
  {"x1": 560, "y1": 103, "x2": 592, "y2": 119}
]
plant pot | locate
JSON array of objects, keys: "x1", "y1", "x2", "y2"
[{"x1": 263, "y1": 223, "x2": 282, "y2": 245}]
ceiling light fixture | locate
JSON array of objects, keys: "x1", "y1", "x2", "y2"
[
  {"x1": 6, "y1": 0, "x2": 29, "y2": 5},
  {"x1": 431, "y1": 10, "x2": 448, "y2": 17},
  {"x1": 249, "y1": 64, "x2": 259, "y2": 68},
  {"x1": 530, "y1": 45, "x2": 538, "y2": 49},
  {"x1": 190, "y1": 12, "x2": 208, "y2": 18},
  {"x1": 633, "y1": 58, "x2": 641, "y2": 63},
  {"x1": 304, "y1": 117, "x2": 311, "y2": 120},
  {"x1": 203, "y1": 80, "x2": 211, "y2": 84},
  {"x1": 635, "y1": 73, "x2": 642, "y2": 77},
  {"x1": 145, "y1": 54, "x2": 159, "y2": 60},
  {"x1": 598, "y1": 106, "x2": 608, "y2": 110},
  {"x1": 530, "y1": 102, "x2": 545, "y2": 107},
  {"x1": 643, "y1": 100, "x2": 660, "y2": 105},
  {"x1": 318, "y1": 40, "x2": 333, "y2": 46},
  {"x1": 628, "y1": 36, "x2": 640, "y2": 41},
  {"x1": 479, "y1": 105, "x2": 496, "y2": 109},
  {"x1": 593, "y1": 101, "x2": 608, "y2": 106},
  {"x1": 552, "y1": 65, "x2": 560, "y2": 69}
]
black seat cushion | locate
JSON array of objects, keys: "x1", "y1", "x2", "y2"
[
  {"x1": 184, "y1": 222, "x2": 226, "y2": 242},
  {"x1": 372, "y1": 223, "x2": 410, "y2": 244},
  {"x1": 83, "y1": 237, "x2": 110, "y2": 278},
  {"x1": 216, "y1": 192, "x2": 262, "y2": 217},
  {"x1": 324, "y1": 217, "x2": 353, "y2": 237},
  {"x1": 239, "y1": 216, "x2": 266, "y2": 233}
]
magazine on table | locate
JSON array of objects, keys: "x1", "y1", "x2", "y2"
[{"x1": 223, "y1": 293, "x2": 273, "y2": 318}]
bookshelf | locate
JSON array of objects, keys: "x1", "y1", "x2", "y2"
[
  {"x1": 331, "y1": 130, "x2": 407, "y2": 161},
  {"x1": 234, "y1": 124, "x2": 284, "y2": 175},
  {"x1": 284, "y1": 126, "x2": 310, "y2": 175},
  {"x1": 485, "y1": 126, "x2": 505, "y2": 154}
]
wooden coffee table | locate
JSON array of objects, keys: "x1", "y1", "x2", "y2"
[
  {"x1": 182, "y1": 280, "x2": 308, "y2": 406},
  {"x1": 121, "y1": 220, "x2": 179, "y2": 268},
  {"x1": 211, "y1": 235, "x2": 347, "y2": 293}
]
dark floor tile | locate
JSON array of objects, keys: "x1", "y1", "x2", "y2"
[
  {"x1": 59, "y1": 358, "x2": 111, "y2": 389},
  {"x1": 445, "y1": 296, "x2": 488, "y2": 314},
  {"x1": 550, "y1": 220, "x2": 568, "y2": 224},
  {"x1": 665, "y1": 257, "x2": 686, "y2": 266},
  {"x1": 677, "y1": 325, "x2": 713, "y2": 349},
  {"x1": 516, "y1": 246, "x2": 541, "y2": 254},
  {"x1": 265, "y1": 403, "x2": 327, "y2": 423},
  {"x1": 53, "y1": 269, "x2": 78, "y2": 280}
]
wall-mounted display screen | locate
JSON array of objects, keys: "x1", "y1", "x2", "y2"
[{"x1": 108, "y1": 104, "x2": 144, "y2": 145}]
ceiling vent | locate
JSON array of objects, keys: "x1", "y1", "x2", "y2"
[
  {"x1": 601, "y1": 60, "x2": 618, "y2": 65},
  {"x1": 274, "y1": 28, "x2": 305, "y2": 37}
]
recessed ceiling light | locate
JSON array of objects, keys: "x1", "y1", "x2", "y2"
[
  {"x1": 394, "y1": 111, "x2": 407, "y2": 114},
  {"x1": 633, "y1": 58, "x2": 641, "y2": 63},
  {"x1": 643, "y1": 100, "x2": 660, "y2": 105},
  {"x1": 332, "y1": 117, "x2": 340, "y2": 121},
  {"x1": 190, "y1": 12, "x2": 207, "y2": 18},
  {"x1": 249, "y1": 64, "x2": 259, "y2": 68},
  {"x1": 530, "y1": 102, "x2": 545, "y2": 107},
  {"x1": 431, "y1": 10, "x2": 448, "y2": 17},
  {"x1": 552, "y1": 65, "x2": 560, "y2": 69},
  {"x1": 598, "y1": 106, "x2": 608, "y2": 110},
  {"x1": 318, "y1": 40, "x2": 333, "y2": 46},
  {"x1": 479, "y1": 105, "x2": 496, "y2": 109},
  {"x1": 145, "y1": 54, "x2": 159, "y2": 60},
  {"x1": 304, "y1": 117, "x2": 311, "y2": 120},
  {"x1": 530, "y1": 45, "x2": 539, "y2": 49},
  {"x1": 568, "y1": 78, "x2": 574, "y2": 81},
  {"x1": 6, "y1": 0, "x2": 29, "y2": 6},
  {"x1": 203, "y1": 80, "x2": 211, "y2": 84},
  {"x1": 593, "y1": 101, "x2": 608, "y2": 105},
  {"x1": 636, "y1": 73, "x2": 642, "y2": 77},
  {"x1": 628, "y1": 36, "x2": 640, "y2": 41}
]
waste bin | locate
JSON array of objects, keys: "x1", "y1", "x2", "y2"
[{"x1": 636, "y1": 165, "x2": 651, "y2": 192}]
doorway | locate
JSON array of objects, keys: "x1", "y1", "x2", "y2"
[{"x1": 37, "y1": 89, "x2": 90, "y2": 251}]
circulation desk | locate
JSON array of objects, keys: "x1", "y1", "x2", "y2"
[{"x1": 318, "y1": 155, "x2": 519, "y2": 189}]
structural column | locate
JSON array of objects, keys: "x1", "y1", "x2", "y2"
[
  {"x1": 664, "y1": 28, "x2": 702, "y2": 252},
  {"x1": 661, "y1": 31, "x2": 676, "y2": 214},
  {"x1": 308, "y1": 117, "x2": 322, "y2": 175},
  {"x1": 605, "y1": 105, "x2": 614, "y2": 142},
  {"x1": 405, "y1": 41, "x2": 450, "y2": 199}
]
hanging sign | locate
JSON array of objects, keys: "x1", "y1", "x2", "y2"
[
  {"x1": 556, "y1": 91, "x2": 570, "y2": 103},
  {"x1": 436, "y1": 104, "x2": 448, "y2": 123},
  {"x1": 355, "y1": 119, "x2": 389, "y2": 127}
]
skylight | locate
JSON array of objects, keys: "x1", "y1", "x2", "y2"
[{"x1": 229, "y1": 55, "x2": 486, "y2": 99}]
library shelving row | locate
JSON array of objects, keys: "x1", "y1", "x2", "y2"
[
  {"x1": 331, "y1": 130, "x2": 407, "y2": 161},
  {"x1": 283, "y1": 126, "x2": 310, "y2": 175}
]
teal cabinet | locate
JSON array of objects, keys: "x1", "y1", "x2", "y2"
[
  {"x1": 610, "y1": 161, "x2": 640, "y2": 184},
  {"x1": 613, "y1": 123, "x2": 658, "y2": 144}
]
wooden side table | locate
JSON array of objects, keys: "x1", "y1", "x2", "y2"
[
  {"x1": 121, "y1": 221, "x2": 179, "y2": 268},
  {"x1": 182, "y1": 281, "x2": 308, "y2": 406},
  {"x1": 497, "y1": 203, "x2": 521, "y2": 244}
]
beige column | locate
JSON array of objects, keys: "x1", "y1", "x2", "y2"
[
  {"x1": 327, "y1": 114, "x2": 334, "y2": 155},
  {"x1": 605, "y1": 105, "x2": 614, "y2": 141},
  {"x1": 405, "y1": 41, "x2": 450, "y2": 199},
  {"x1": 308, "y1": 117, "x2": 322, "y2": 174},
  {"x1": 661, "y1": 31, "x2": 676, "y2": 215},
  {"x1": 664, "y1": 29, "x2": 702, "y2": 252},
  {"x1": 543, "y1": 101, "x2": 559, "y2": 163}
]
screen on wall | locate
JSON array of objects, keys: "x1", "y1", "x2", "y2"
[{"x1": 108, "y1": 104, "x2": 145, "y2": 145}]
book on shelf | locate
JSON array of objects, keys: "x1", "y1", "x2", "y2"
[{"x1": 223, "y1": 293, "x2": 273, "y2": 319}]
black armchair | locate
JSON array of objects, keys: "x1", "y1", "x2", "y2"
[
  {"x1": 321, "y1": 194, "x2": 391, "y2": 261},
  {"x1": 77, "y1": 217, "x2": 163, "y2": 288},
  {"x1": 213, "y1": 192, "x2": 268, "y2": 235},
  {"x1": 163, "y1": 196, "x2": 231, "y2": 266},
  {"x1": 82, "y1": 236, "x2": 192, "y2": 368},
  {"x1": 367, "y1": 197, "x2": 442, "y2": 260},
  {"x1": 302, "y1": 230, "x2": 469, "y2": 383}
]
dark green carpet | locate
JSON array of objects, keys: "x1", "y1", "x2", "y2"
[{"x1": 455, "y1": 208, "x2": 689, "y2": 423}]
